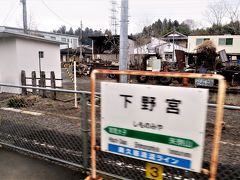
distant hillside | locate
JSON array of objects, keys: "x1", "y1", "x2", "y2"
[{"x1": 139, "y1": 18, "x2": 240, "y2": 38}]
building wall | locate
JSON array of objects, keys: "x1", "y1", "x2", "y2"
[
  {"x1": 188, "y1": 35, "x2": 240, "y2": 54},
  {"x1": 16, "y1": 38, "x2": 62, "y2": 87},
  {"x1": 157, "y1": 43, "x2": 187, "y2": 62},
  {"x1": 0, "y1": 38, "x2": 18, "y2": 86},
  {"x1": 178, "y1": 40, "x2": 187, "y2": 48},
  {"x1": 40, "y1": 33, "x2": 78, "y2": 49},
  {"x1": 0, "y1": 37, "x2": 61, "y2": 94}
]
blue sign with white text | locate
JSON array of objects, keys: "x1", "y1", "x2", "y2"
[{"x1": 108, "y1": 144, "x2": 191, "y2": 169}]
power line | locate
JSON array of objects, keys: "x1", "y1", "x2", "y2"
[
  {"x1": 1, "y1": 2, "x2": 20, "y2": 26},
  {"x1": 40, "y1": 0, "x2": 73, "y2": 27}
]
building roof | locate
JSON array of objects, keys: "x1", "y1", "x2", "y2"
[
  {"x1": 61, "y1": 45, "x2": 92, "y2": 55},
  {"x1": 161, "y1": 31, "x2": 188, "y2": 40},
  {"x1": 0, "y1": 27, "x2": 64, "y2": 45},
  {"x1": 1, "y1": 26, "x2": 78, "y2": 38},
  {"x1": 188, "y1": 34, "x2": 240, "y2": 37}
]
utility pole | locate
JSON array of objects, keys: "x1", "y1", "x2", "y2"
[
  {"x1": 110, "y1": 0, "x2": 118, "y2": 35},
  {"x1": 92, "y1": 40, "x2": 94, "y2": 60},
  {"x1": 119, "y1": 0, "x2": 128, "y2": 83},
  {"x1": 79, "y1": 21, "x2": 83, "y2": 62},
  {"x1": 20, "y1": 0, "x2": 28, "y2": 34},
  {"x1": 172, "y1": 26, "x2": 175, "y2": 62}
]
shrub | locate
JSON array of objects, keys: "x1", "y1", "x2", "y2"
[{"x1": 7, "y1": 96, "x2": 38, "y2": 108}]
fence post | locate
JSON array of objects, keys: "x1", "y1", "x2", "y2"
[
  {"x1": 40, "y1": 71, "x2": 46, "y2": 98},
  {"x1": 32, "y1": 71, "x2": 37, "y2": 95},
  {"x1": 81, "y1": 93, "x2": 89, "y2": 171},
  {"x1": 50, "y1": 71, "x2": 56, "y2": 100},
  {"x1": 21, "y1": 70, "x2": 27, "y2": 95}
]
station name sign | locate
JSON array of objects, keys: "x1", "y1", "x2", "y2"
[{"x1": 101, "y1": 82, "x2": 209, "y2": 172}]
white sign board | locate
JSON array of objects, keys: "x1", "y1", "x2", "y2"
[
  {"x1": 152, "y1": 59, "x2": 161, "y2": 72},
  {"x1": 101, "y1": 82, "x2": 209, "y2": 172},
  {"x1": 195, "y1": 79, "x2": 214, "y2": 87}
]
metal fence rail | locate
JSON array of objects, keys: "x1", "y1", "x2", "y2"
[{"x1": 0, "y1": 84, "x2": 239, "y2": 179}]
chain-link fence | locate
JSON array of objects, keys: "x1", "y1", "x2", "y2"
[
  {"x1": 0, "y1": 84, "x2": 239, "y2": 179},
  {"x1": 0, "y1": 84, "x2": 91, "y2": 170}
]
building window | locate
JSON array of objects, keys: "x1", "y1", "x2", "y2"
[
  {"x1": 196, "y1": 38, "x2": 210, "y2": 45},
  {"x1": 50, "y1": 36, "x2": 56, "y2": 40},
  {"x1": 219, "y1": 38, "x2": 233, "y2": 45},
  {"x1": 165, "y1": 53, "x2": 173, "y2": 60},
  {"x1": 73, "y1": 39, "x2": 77, "y2": 48},
  {"x1": 61, "y1": 38, "x2": 66, "y2": 42}
]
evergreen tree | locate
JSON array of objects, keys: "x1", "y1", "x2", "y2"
[{"x1": 67, "y1": 27, "x2": 74, "y2": 35}]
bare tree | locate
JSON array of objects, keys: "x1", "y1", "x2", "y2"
[
  {"x1": 224, "y1": 0, "x2": 240, "y2": 22},
  {"x1": 205, "y1": 0, "x2": 227, "y2": 26}
]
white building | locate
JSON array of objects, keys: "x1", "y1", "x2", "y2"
[
  {"x1": 188, "y1": 35, "x2": 240, "y2": 55},
  {"x1": 0, "y1": 26, "x2": 79, "y2": 49},
  {"x1": 0, "y1": 27, "x2": 62, "y2": 93},
  {"x1": 188, "y1": 35, "x2": 240, "y2": 64}
]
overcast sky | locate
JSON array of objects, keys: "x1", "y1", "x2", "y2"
[{"x1": 0, "y1": 0, "x2": 237, "y2": 34}]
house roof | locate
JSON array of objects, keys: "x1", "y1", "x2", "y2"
[
  {"x1": 1, "y1": 26, "x2": 78, "y2": 38},
  {"x1": 188, "y1": 34, "x2": 240, "y2": 37},
  {"x1": 161, "y1": 31, "x2": 188, "y2": 40},
  {"x1": 61, "y1": 45, "x2": 92, "y2": 55},
  {"x1": 0, "y1": 27, "x2": 64, "y2": 45}
]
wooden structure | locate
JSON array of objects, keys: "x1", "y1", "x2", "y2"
[{"x1": 21, "y1": 70, "x2": 62, "y2": 99}]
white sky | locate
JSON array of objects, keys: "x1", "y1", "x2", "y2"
[{"x1": 0, "y1": 0, "x2": 237, "y2": 34}]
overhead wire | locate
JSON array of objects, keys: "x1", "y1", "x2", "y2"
[
  {"x1": 40, "y1": 0, "x2": 73, "y2": 27},
  {"x1": 1, "y1": 2, "x2": 20, "y2": 26}
]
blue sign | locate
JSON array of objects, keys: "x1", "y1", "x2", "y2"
[
  {"x1": 108, "y1": 144, "x2": 191, "y2": 169},
  {"x1": 237, "y1": 59, "x2": 240, "y2": 64}
]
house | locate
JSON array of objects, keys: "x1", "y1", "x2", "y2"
[
  {"x1": 134, "y1": 37, "x2": 187, "y2": 62},
  {"x1": 0, "y1": 26, "x2": 79, "y2": 49},
  {"x1": 161, "y1": 31, "x2": 188, "y2": 48},
  {"x1": 0, "y1": 27, "x2": 63, "y2": 93},
  {"x1": 188, "y1": 35, "x2": 240, "y2": 64}
]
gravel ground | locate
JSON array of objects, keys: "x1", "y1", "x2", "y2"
[
  {"x1": 0, "y1": 72, "x2": 239, "y2": 179},
  {"x1": 0, "y1": 83, "x2": 239, "y2": 166}
]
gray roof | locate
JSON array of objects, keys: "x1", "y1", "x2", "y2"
[
  {"x1": 1, "y1": 26, "x2": 78, "y2": 38},
  {"x1": 0, "y1": 27, "x2": 65, "y2": 45}
]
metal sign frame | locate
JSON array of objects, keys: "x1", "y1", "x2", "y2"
[{"x1": 87, "y1": 69, "x2": 226, "y2": 180}]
